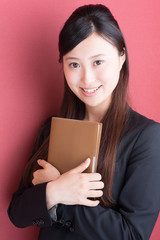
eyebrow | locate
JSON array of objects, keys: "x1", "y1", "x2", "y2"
[{"x1": 64, "y1": 54, "x2": 107, "y2": 61}]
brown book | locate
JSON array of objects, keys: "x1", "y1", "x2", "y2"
[{"x1": 48, "y1": 117, "x2": 102, "y2": 174}]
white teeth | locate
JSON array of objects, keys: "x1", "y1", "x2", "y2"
[{"x1": 83, "y1": 87, "x2": 99, "y2": 93}]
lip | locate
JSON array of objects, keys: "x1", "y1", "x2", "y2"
[{"x1": 80, "y1": 85, "x2": 102, "y2": 97}]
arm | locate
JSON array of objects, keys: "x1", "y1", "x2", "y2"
[
  {"x1": 8, "y1": 159, "x2": 104, "y2": 228},
  {"x1": 54, "y1": 122, "x2": 160, "y2": 240},
  {"x1": 8, "y1": 181, "x2": 53, "y2": 228},
  {"x1": 8, "y1": 118, "x2": 54, "y2": 228},
  {"x1": 8, "y1": 118, "x2": 103, "y2": 228}
]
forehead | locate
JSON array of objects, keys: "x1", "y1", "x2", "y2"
[{"x1": 63, "y1": 32, "x2": 118, "y2": 60}]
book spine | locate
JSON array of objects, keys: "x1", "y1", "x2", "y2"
[{"x1": 92, "y1": 124, "x2": 102, "y2": 173}]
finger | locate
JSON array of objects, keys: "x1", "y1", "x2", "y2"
[
  {"x1": 37, "y1": 159, "x2": 48, "y2": 168},
  {"x1": 87, "y1": 190, "x2": 103, "y2": 198},
  {"x1": 32, "y1": 178, "x2": 43, "y2": 186},
  {"x1": 32, "y1": 178, "x2": 37, "y2": 186},
  {"x1": 32, "y1": 170, "x2": 38, "y2": 178},
  {"x1": 81, "y1": 199, "x2": 100, "y2": 207},
  {"x1": 70, "y1": 158, "x2": 90, "y2": 174},
  {"x1": 82, "y1": 172, "x2": 102, "y2": 181},
  {"x1": 88, "y1": 181, "x2": 104, "y2": 190},
  {"x1": 33, "y1": 169, "x2": 41, "y2": 177}
]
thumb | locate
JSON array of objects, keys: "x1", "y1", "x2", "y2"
[
  {"x1": 70, "y1": 158, "x2": 90, "y2": 173},
  {"x1": 37, "y1": 159, "x2": 48, "y2": 169}
]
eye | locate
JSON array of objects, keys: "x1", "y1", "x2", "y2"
[
  {"x1": 69, "y1": 62, "x2": 80, "y2": 68},
  {"x1": 93, "y1": 60, "x2": 103, "y2": 66}
]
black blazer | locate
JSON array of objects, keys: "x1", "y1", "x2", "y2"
[{"x1": 8, "y1": 109, "x2": 160, "y2": 240}]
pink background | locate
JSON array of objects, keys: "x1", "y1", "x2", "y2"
[{"x1": 0, "y1": 0, "x2": 160, "y2": 239}]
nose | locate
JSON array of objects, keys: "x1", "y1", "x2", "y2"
[{"x1": 81, "y1": 67, "x2": 95, "y2": 85}]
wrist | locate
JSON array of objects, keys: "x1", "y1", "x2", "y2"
[{"x1": 46, "y1": 180, "x2": 59, "y2": 210}]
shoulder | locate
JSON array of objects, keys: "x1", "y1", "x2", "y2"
[
  {"x1": 119, "y1": 108, "x2": 160, "y2": 164},
  {"x1": 126, "y1": 108, "x2": 160, "y2": 135},
  {"x1": 39, "y1": 116, "x2": 52, "y2": 137},
  {"x1": 125, "y1": 108, "x2": 160, "y2": 164},
  {"x1": 32, "y1": 116, "x2": 53, "y2": 152}
]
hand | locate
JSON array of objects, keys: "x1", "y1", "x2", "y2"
[
  {"x1": 32, "y1": 160, "x2": 60, "y2": 186},
  {"x1": 46, "y1": 158, "x2": 104, "y2": 209}
]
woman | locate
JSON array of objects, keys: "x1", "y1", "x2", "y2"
[{"x1": 8, "y1": 4, "x2": 160, "y2": 240}]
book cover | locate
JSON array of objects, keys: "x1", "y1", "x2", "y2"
[{"x1": 48, "y1": 117, "x2": 102, "y2": 174}]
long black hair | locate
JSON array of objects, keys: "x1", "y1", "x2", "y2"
[{"x1": 59, "y1": 4, "x2": 129, "y2": 207}]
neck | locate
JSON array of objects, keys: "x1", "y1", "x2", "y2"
[{"x1": 84, "y1": 101, "x2": 110, "y2": 122}]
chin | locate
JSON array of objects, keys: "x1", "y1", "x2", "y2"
[{"x1": 85, "y1": 101, "x2": 102, "y2": 108}]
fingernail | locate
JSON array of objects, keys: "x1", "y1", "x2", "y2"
[{"x1": 86, "y1": 158, "x2": 90, "y2": 164}]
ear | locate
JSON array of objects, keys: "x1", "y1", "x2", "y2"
[{"x1": 119, "y1": 48, "x2": 126, "y2": 71}]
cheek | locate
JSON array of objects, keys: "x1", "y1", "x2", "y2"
[
  {"x1": 99, "y1": 66, "x2": 120, "y2": 94},
  {"x1": 100, "y1": 65, "x2": 120, "y2": 84},
  {"x1": 63, "y1": 68, "x2": 73, "y2": 85},
  {"x1": 64, "y1": 70, "x2": 79, "y2": 92}
]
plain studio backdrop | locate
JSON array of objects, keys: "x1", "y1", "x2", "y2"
[{"x1": 0, "y1": 0, "x2": 160, "y2": 239}]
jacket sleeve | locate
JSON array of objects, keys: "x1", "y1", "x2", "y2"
[
  {"x1": 56, "y1": 122, "x2": 160, "y2": 240},
  {"x1": 8, "y1": 117, "x2": 54, "y2": 228}
]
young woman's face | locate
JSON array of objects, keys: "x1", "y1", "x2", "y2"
[{"x1": 63, "y1": 33, "x2": 126, "y2": 113}]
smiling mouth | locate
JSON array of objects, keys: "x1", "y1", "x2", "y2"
[{"x1": 81, "y1": 86, "x2": 101, "y2": 93}]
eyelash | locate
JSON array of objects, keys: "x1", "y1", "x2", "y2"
[
  {"x1": 93, "y1": 60, "x2": 103, "y2": 66},
  {"x1": 69, "y1": 60, "x2": 104, "y2": 68},
  {"x1": 69, "y1": 63, "x2": 80, "y2": 68}
]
